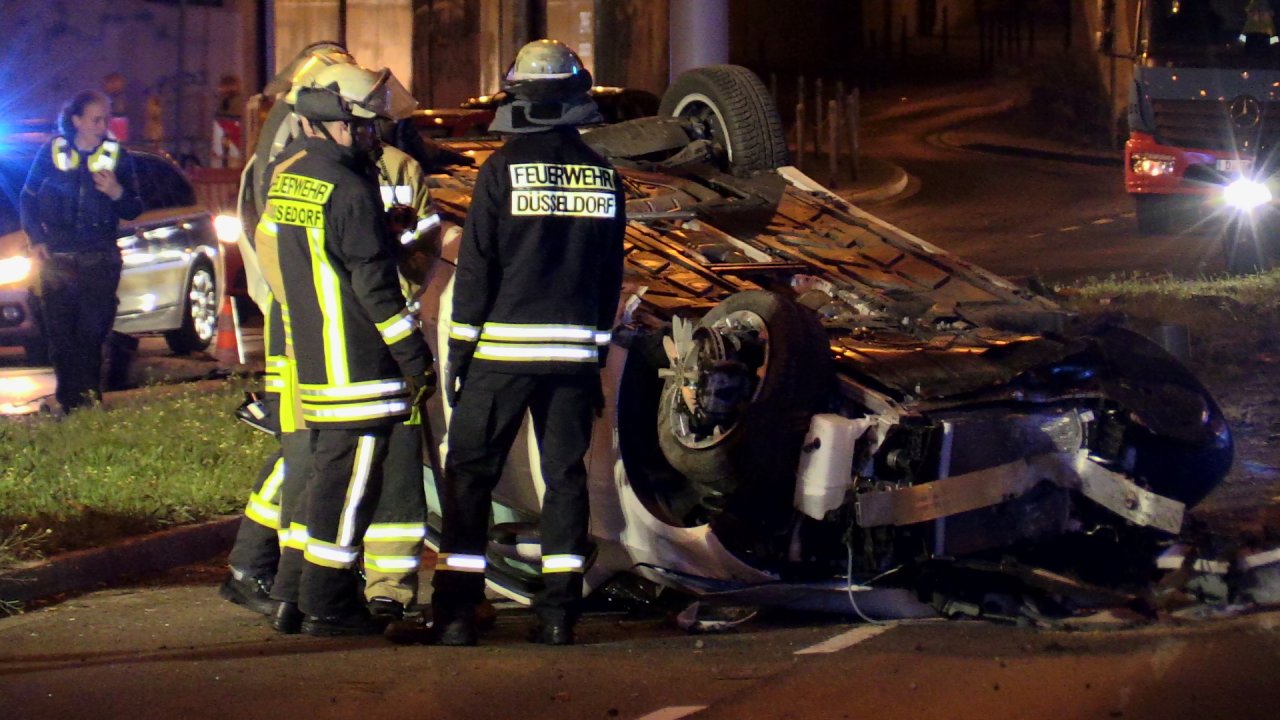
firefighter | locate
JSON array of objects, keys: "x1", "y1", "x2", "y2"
[
  {"x1": 430, "y1": 39, "x2": 626, "y2": 646},
  {"x1": 219, "y1": 42, "x2": 356, "y2": 619},
  {"x1": 220, "y1": 52, "x2": 434, "y2": 624},
  {"x1": 254, "y1": 63, "x2": 434, "y2": 636}
]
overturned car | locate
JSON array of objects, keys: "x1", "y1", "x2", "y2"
[{"x1": 417, "y1": 65, "x2": 1233, "y2": 620}]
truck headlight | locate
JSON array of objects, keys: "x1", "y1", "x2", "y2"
[
  {"x1": 1223, "y1": 178, "x2": 1272, "y2": 211},
  {"x1": 0, "y1": 256, "x2": 33, "y2": 286},
  {"x1": 1131, "y1": 152, "x2": 1176, "y2": 177},
  {"x1": 214, "y1": 214, "x2": 243, "y2": 244}
]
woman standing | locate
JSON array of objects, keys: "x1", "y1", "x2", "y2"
[{"x1": 19, "y1": 90, "x2": 142, "y2": 413}]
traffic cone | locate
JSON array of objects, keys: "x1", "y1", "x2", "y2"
[{"x1": 214, "y1": 295, "x2": 241, "y2": 367}]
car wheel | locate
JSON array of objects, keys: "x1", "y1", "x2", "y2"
[
  {"x1": 164, "y1": 261, "x2": 218, "y2": 355},
  {"x1": 657, "y1": 290, "x2": 831, "y2": 531},
  {"x1": 1134, "y1": 195, "x2": 1176, "y2": 235},
  {"x1": 658, "y1": 65, "x2": 790, "y2": 176}
]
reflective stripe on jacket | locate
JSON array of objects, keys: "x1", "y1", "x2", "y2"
[{"x1": 253, "y1": 138, "x2": 431, "y2": 429}]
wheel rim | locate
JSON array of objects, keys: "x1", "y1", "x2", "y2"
[
  {"x1": 671, "y1": 93, "x2": 733, "y2": 163},
  {"x1": 189, "y1": 269, "x2": 218, "y2": 342},
  {"x1": 666, "y1": 309, "x2": 770, "y2": 450}
]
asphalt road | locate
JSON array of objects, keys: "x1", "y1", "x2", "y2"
[
  {"x1": 860, "y1": 80, "x2": 1236, "y2": 283},
  {"x1": 2, "y1": 570, "x2": 1277, "y2": 720}
]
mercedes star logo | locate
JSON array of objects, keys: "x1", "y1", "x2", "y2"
[{"x1": 1230, "y1": 95, "x2": 1263, "y2": 130}]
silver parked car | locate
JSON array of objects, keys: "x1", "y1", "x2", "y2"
[{"x1": 0, "y1": 141, "x2": 221, "y2": 364}]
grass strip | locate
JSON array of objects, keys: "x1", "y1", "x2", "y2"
[{"x1": 0, "y1": 380, "x2": 273, "y2": 571}]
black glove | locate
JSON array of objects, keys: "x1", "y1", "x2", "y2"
[
  {"x1": 445, "y1": 348, "x2": 472, "y2": 408},
  {"x1": 407, "y1": 369, "x2": 438, "y2": 404}
]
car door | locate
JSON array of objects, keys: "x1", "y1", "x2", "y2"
[{"x1": 113, "y1": 153, "x2": 209, "y2": 332}]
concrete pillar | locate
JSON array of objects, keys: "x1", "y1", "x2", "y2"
[{"x1": 669, "y1": 0, "x2": 729, "y2": 81}]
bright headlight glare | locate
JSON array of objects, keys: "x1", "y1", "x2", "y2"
[
  {"x1": 1131, "y1": 153, "x2": 1177, "y2": 177},
  {"x1": 214, "y1": 214, "x2": 243, "y2": 244},
  {"x1": 0, "y1": 256, "x2": 33, "y2": 285},
  {"x1": 1223, "y1": 179, "x2": 1272, "y2": 210}
]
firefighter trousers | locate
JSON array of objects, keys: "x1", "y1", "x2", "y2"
[
  {"x1": 432, "y1": 370, "x2": 597, "y2": 626},
  {"x1": 228, "y1": 394, "x2": 285, "y2": 581},
  {"x1": 267, "y1": 429, "x2": 315, "y2": 607},
  {"x1": 361, "y1": 421, "x2": 426, "y2": 608},
  {"x1": 265, "y1": 424, "x2": 424, "y2": 610}
]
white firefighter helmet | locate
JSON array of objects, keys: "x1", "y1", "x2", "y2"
[{"x1": 291, "y1": 63, "x2": 418, "y2": 122}]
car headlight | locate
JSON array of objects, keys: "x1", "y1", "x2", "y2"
[
  {"x1": 1131, "y1": 152, "x2": 1177, "y2": 177},
  {"x1": 214, "y1": 213, "x2": 243, "y2": 244},
  {"x1": 0, "y1": 255, "x2": 33, "y2": 285},
  {"x1": 1223, "y1": 178, "x2": 1273, "y2": 211}
]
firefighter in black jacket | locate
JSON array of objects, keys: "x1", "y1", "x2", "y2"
[
  {"x1": 253, "y1": 63, "x2": 435, "y2": 635},
  {"x1": 431, "y1": 39, "x2": 625, "y2": 646},
  {"x1": 20, "y1": 90, "x2": 142, "y2": 413}
]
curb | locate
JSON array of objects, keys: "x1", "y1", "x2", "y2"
[
  {"x1": 840, "y1": 159, "x2": 911, "y2": 204},
  {"x1": 0, "y1": 516, "x2": 238, "y2": 606},
  {"x1": 935, "y1": 130, "x2": 1122, "y2": 167}
]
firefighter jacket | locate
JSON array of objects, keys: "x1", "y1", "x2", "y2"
[
  {"x1": 254, "y1": 137, "x2": 431, "y2": 429},
  {"x1": 19, "y1": 137, "x2": 143, "y2": 253},
  {"x1": 449, "y1": 127, "x2": 626, "y2": 375}
]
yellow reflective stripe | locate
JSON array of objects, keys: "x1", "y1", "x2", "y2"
[
  {"x1": 258, "y1": 220, "x2": 279, "y2": 237},
  {"x1": 479, "y1": 323, "x2": 597, "y2": 341},
  {"x1": 473, "y1": 343, "x2": 598, "y2": 362},
  {"x1": 450, "y1": 322, "x2": 480, "y2": 341},
  {"x1": 436, "y1": 553, "x2": 486, "y2": 572},
  {"x1": 51, "y1": 138, "x2": 80, "y2": 170},
  {"x1": 364, "y1": 523, "x2": 426, "y2": 541},
  {"x1": 307, "y1": 226, "x2": 349, "y2": 385},
  {"x1": 268, "y1": 172, "x2": 335, "y2": 204},
  {"x1": 279, "y1": 522, "x2": 309, "y2": 551},
  {"x1": 379, "y1": 184, "x2": 413, "y2": 208},
  {"x1": 336, "y1": 434, "x2": 377, "y2": 547},
  {"x1": 541, "y1": 554, "x2": 586, "y2": 573},
  {"x1": 305, "y1": 539, "x2": 360, "y2": 569},
  {"x1": 377, "y1": 310, "x2": 416, "y2": 345},
  {"x1": 363, "y1": 553, "x2": 421, "y2": 571},
  {"x1": 244, "y1": 495, "x2": 280, "y2": 529},
  {"x1": 260, "y1": 457, "x2": 286, "y2": 503},
  {"x1": 86, "y1": 141, "x2": 119, "y2": 173},
  {"x1": 298, "y1": 379, "x2": 409, "y2": 401},
  {"x1": 301, "y1": 399, "x2": 412, "y2": 423}
]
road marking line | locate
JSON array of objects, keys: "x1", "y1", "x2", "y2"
[
  {"x1": 795, "y1": 624, "x2": 894, "y2": 655},
  {"x1": 1027, "y1": 232, "x2": 1045, "y2": 238},
  {"x1": 635, "y1": 706, "x2": 707, "y2": 720},
  {"x1": 1058, "y1": 225, "x2": 1081, "y2": 232},
  {"x1": 1092, "y1": 218, "x2": 1114, "y2": 225}
]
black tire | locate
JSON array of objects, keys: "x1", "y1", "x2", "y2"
[
  {"x1": 165, "y1": 261, "x2": 218, "y2": 355},
  {"x1": 657, "y1": 291, "x2": 831, "y2": 531},
  {"x1": 658, "y1": 65, "x2": 789, "y2": 176},
  {"x1": 1134, "y1": 195, "x2": 1176, "y2": 235}
]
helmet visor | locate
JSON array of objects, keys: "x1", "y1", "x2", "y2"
[{"x1": 359, "y1": 69, "x2": 418, "y2": 121}]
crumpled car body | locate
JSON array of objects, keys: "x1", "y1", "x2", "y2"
[{"x1": 415, "y1": 66, "x2": 1233, "y2": 619}]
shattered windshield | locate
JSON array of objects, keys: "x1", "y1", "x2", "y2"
[{"x1": 1145, "y1": 0, "x2": 1280, "y2": 67}]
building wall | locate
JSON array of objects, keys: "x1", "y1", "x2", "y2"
[
  {"x1": 595, "y1": 0, "x2": 668, "y2": 94},
  {"x1": 0, "y1": 0, "x2": 251, "y2": 162}
]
